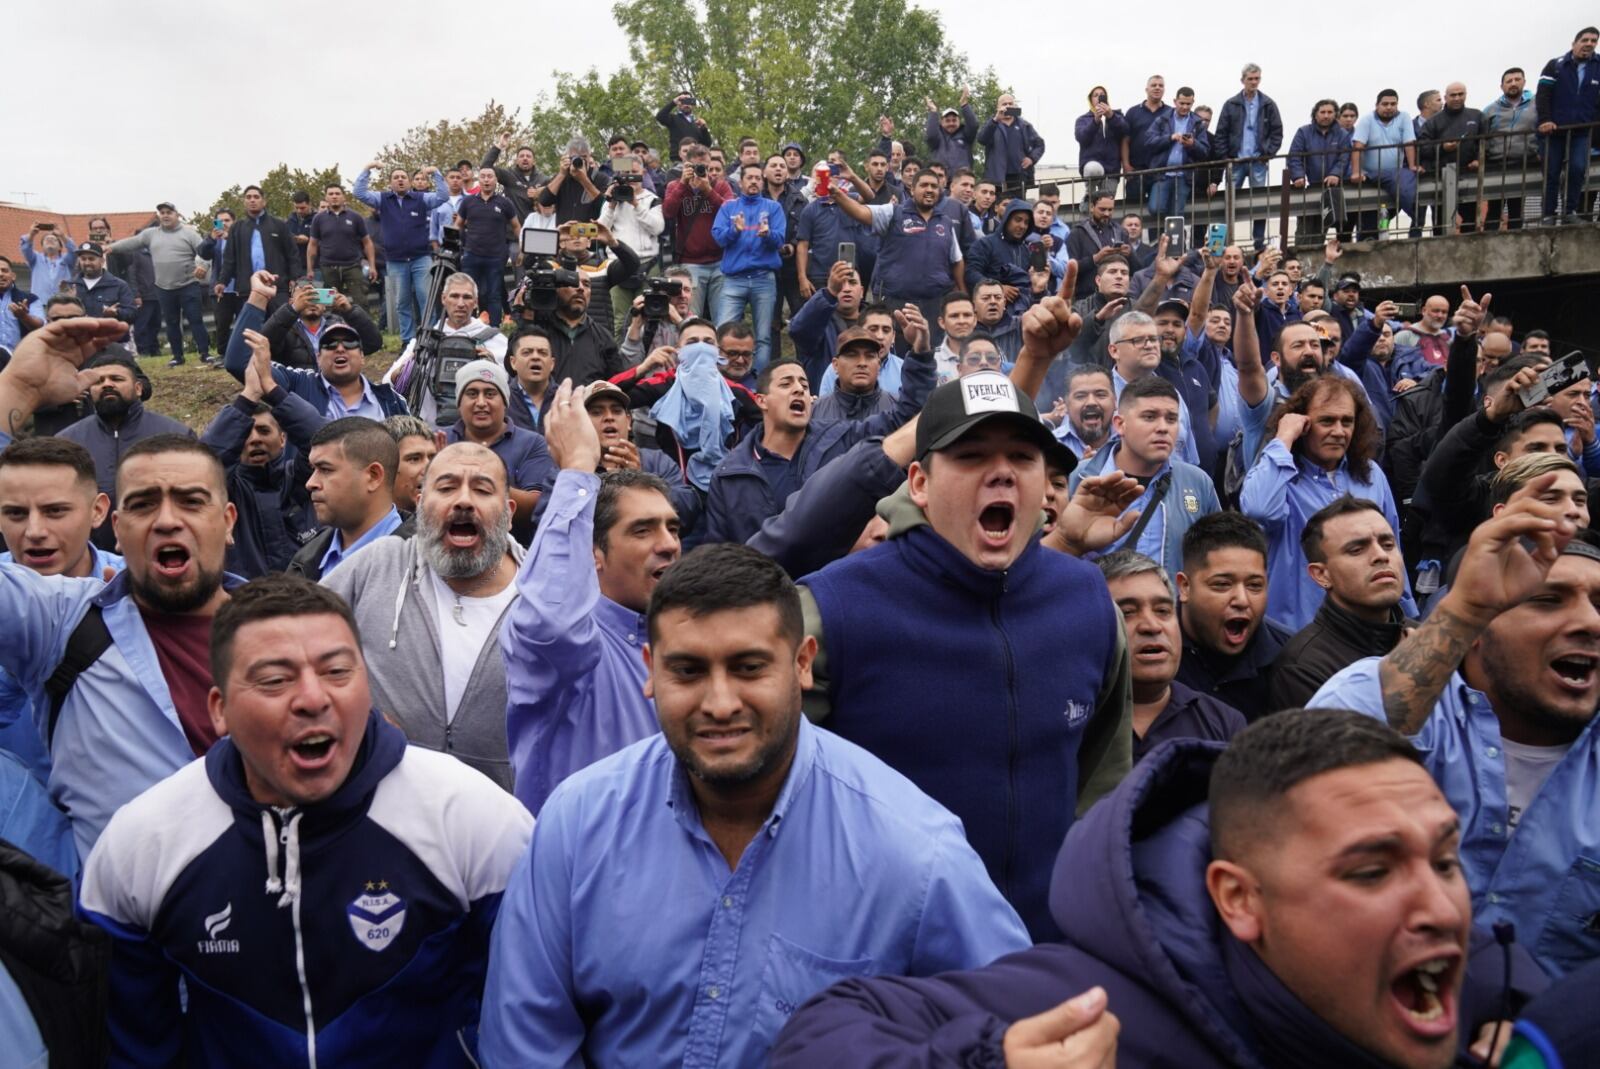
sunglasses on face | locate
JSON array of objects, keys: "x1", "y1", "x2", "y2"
[{"x1": 322, "y1": 340, "x2": 361, "y2": 352}]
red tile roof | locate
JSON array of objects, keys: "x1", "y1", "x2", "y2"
[{"x1": 0, "y1": 203, "x2": 161, "y2": 249}]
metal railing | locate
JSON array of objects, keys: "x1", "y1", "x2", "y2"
[{"x1": 1033, "y1": 120, "x2": 1600, "y2": 250}]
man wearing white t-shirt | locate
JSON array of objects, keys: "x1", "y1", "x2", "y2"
[{"x1": 320, "y1": 442, "x2": 521, "y2": 790}]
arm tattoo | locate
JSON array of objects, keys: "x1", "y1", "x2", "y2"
[{"x1": 1378, "y1": 602, "x2": 1483, "y2": 734}]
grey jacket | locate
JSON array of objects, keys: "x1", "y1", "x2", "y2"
[{"x1": 320, "y1": 533, "x2": 524, "y2": 790}]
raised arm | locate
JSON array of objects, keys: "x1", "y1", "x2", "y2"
[{"x1": 1377, "y1": 477, "x2": 1572, "y2": 733}]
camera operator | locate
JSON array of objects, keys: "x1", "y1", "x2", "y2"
[
  {"x1": 511, "y1": 222, "x2": 637, "y2": 386},
  {"x1": 539, "y1": 137, "x2": 604, "y2": 225},
  {"x1": 381, "y1": 272, "x2": 508, "y2": 424},
  {"x1": 620, "y1": 265, "x2": 694, "y2": 364},
  {"x1": 545, "y1": 222, "x2": 640, "y2": 337},
  {"x1": 598, "y1": 163, "x2": 664, "y2": 335}
]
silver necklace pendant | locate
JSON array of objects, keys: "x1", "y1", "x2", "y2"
[{"x1": 452, "y1": 600, "x2": 466, "y2": 626}]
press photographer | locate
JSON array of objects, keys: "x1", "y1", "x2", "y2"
[
  {"x1": 510, "y1": 221, "x2": 637, "y2": 385},
  {"x1": 539, "y1": 136, "x2": 604, "y2": 224},
  {"x1": 598, "y1": 155, "x2": 665, "y2": 334},
  {"x1": 619, "y1": 266, "x2": 695, "y2": 365}
]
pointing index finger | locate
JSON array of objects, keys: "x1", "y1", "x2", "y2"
[{"x1": 1059, "y1": 259, "x2": 1078, "y2": 300}]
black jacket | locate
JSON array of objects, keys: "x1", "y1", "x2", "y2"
[
  {"x1": 1386, "y1": 332, "x2": 1480, "y2": 502},
  {"x1": 480, "y1": 144, "x2": 545, "y2": 219},
  {"x1": 1268, "y1": 599, "x2": 1408, "y2": 710},
  {"x1": 525, "y1": 309, "x2": 627, "y2": 386},
  {"x1": 260, "y1": 301, "x2": 383, "y2": 371},
  {"x1": 287, "y1": 514, "x2": 415, "y2": 582},
  {"x1": 1212, "y1": 90, "x2": 1284, "y2": 159},
  {"x1": 218, "y1": 212, "x2": 301, "y2": 292},
  {"x1": 1413, "y1": 405, "x2": 1504, "y2": 566},
  {"x1": 1174, "y1": 615, "x2": 1293, "y2": 721},
  {"x1": 655, "y1": 102, "x2": 713, "y2": 156}
]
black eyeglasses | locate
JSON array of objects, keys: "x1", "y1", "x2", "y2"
[{"x1": 322, "y1": 340, "x2": 361, "y2": 352}]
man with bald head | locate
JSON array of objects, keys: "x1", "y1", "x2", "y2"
[
  {"x1": 1419, "y1": 82, "x2": 1483, "y2": 234},
  {"x1": 321, "y1": 441, "x2": 523, "y2": 789}
]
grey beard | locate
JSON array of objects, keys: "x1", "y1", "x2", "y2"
[{"x1": 418, "y1": 507, "x2": 512, "y2": 580}]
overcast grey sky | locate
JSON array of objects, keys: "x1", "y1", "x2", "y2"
[{"x1": 10, "y1": 0, "x2": 1578, "y2": 216}]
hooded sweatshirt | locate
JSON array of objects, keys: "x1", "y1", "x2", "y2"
[
  {"x1": 963, "y1": 198, "x2": 1039, "y2": 299},
  {"x1": 772, "y1": 738, "x2": 1548, "y2": 1067},
  {"x1": 320, "y1": 534, "x2": 524, "y2": 790}
]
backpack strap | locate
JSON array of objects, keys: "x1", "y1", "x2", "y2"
[{"x1": 44, "y1": 606, "x2": 112, "y2": 746}]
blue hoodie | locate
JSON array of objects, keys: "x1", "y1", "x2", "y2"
[
  {"x1": 711, "y1": 191, "x2": 786, "y2": 275},
  {"x1": 772, "y1": 738, "x2": 1548, "y2": 1068}
]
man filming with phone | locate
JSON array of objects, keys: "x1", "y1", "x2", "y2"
[{"x1": 247, "y1": 273, "x2": 382, "y2": 372}]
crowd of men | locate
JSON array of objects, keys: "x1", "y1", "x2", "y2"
[{"x1": 0, "y1": 24, "x2": 1594, "y2": 1069}]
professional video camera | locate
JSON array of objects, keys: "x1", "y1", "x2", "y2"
[
  {"x1": 641, "y1": 276, "x2": 683, "y2": 320},
  {"x1": 514, "y1": 228, "x2": 582, "y2": 315},
  {"x1": 607, "y1": 157, "x2": 645, "y2": 204}
]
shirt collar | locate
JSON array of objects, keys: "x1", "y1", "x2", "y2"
[
  {"x1": 320, "y1": 507, "x2": 402, "y2": 572},
  {"x1": 322, "y1": 374, "x2": 379, "y2": 414},
  {"x1": 666, "y1": 717, "x2": 819, "y2": 841}
]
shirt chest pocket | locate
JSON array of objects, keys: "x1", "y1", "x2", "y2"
[
  {"x1": 1534, "y1": 854, "x2": 1600, "y2": 977},
  {"x1": 752, "y1": 932, "x2": 873, "y2": 1049}
]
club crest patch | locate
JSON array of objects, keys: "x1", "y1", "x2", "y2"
[{"x1": 347, "y1": 882, "x2": 406, "y2": 952}]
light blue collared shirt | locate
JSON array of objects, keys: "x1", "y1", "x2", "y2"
[
  {"x1": 480, "y1": 716, "x2": 1030, "y2": 1068},
  {"x1": 317, "y1": 506, "x2": 402, "y2": 575},
  {"x1": 1309, "y1": 660, "x2": 1600, "y2": 978},
  {"x1": 322, "y1": 374, "x2": 385, "y2": 421},
  {"x1": 1240, "y1": 92, "x2": 1261, "y2": 157}
]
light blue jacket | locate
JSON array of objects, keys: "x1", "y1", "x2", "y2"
[
  {"x1": 0, "y1": 546, "x2": 124, "y2": 784},
  {"x1": 0, "y1": 563, "x2": 243, "y2": 863},
  {"x1": 1309, "y1": 660, "x2": 1600, "y2": 978}
]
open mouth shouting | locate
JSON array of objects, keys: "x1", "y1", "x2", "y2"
[
  {"x1": 445, "y1": 512, "x2": 483, "y2": 550},
  {"x1": 287, "y1": 729, "x2": 339, "y2": 772},
  {"x1": 151, "y1": 540, "x2": 194, "y2": 582},
  {"x1": 1219, "y1": 612, "x2": 1254, "y2": 651},
  {"x1": 1133, "y1": 639, "x2": 1172, "y2": 667},
  {"x1": 978, "y1": 501, "x2": 1017, "y2": 551},
  {"x1": 1388, "y1": 952, "x2": 1460, "y2": 1041},
  {"x1": 1548, "y1": 649, "x2": 1599, "y2": 696}
]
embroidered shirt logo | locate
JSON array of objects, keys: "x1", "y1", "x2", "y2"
[
  {"x1": 348, "y1": 881, "x2": 406, "y2": 952},
  {"x1": 198, "y1": 902, "x2": 239, "y2": 954},
  {"x1": 1063, "y1": 700, "x2": 1093, "y2": 727}
]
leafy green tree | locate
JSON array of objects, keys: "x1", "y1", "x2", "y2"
[
  {"x1": 371, "y1": 100, "x2": 537, "y2": 177},
  {"x1": 526, "y1": 0, "x2": 1005, "y2": 171},
  {"x1": 197, "y1": 163, "x2": 344, "y2": 228}
]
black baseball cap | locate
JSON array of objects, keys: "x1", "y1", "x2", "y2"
[
  {"x1": 914, "y1": 371, "x2": 1068, "y2": 473},
  {"x1": 1154, "y1": 298, "x2": 1190, "y2": 319},
  {"x1": 1335, "y1": 273, "x2": 1362, "y2": 292},
  {"x1": 77, "y1": 242, "x2": 106, "y2": 257}
]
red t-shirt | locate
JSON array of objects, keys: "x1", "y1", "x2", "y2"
[{"x1": 139, "y1": 609, "x2": 219, "y2": 757}]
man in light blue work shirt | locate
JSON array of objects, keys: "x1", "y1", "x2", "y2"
[
  {"x1": 1308, "y1": 488, "x2": 1600, "y2": 979},
  {"x1": 481, "y1": 534, "x2": 1030, "y2": 1068},
  {"x1": 500, "y1": 379, "x2": 684, "y2": 814},
  {"x1": 287, "y1": 416, "x2": 404, "y2": 581},
  {"x1": 1351, "y1": 89, "x2": 1421, "y2": 238}
]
